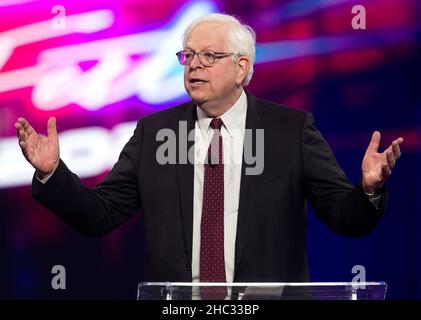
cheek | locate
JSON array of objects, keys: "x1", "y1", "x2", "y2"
[
  {"x1": 211, "y1": 70, "x2": 235, "y2": 91},
  {"x1": 183, "y1": 69, "x2": 189, "y2": 86}
]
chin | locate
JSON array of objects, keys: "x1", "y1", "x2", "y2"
[{"x1": 188, "y1": 90, "x2": 207, "y2": 104}]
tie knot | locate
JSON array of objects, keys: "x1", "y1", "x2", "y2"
[{"x1": 210, "y1": 118, "x2": 223, "y2": 130}]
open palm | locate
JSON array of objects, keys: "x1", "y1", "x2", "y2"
[
  {"x1": 362, "y1": 131, "x2": 403, "y2": 194},
  {"x1": 15, "y1": 117, "x2": 60, "y2": 177}
]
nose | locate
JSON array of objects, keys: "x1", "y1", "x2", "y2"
[{"x1": 189, "y1": 52, "x2": 203, "y2": 69}]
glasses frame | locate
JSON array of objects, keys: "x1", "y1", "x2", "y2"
[{"x1": 176, "y1": 50, "x2": 238, "y2": 66}]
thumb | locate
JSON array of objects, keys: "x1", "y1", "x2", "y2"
[
  {"x1": 366, "y1": 131, "x2": 381, "y2": 153},
  {"x1": 47, "y1": 117, "x2": 58, "y2": 139}
]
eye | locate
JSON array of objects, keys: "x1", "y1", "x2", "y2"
[
  {"x1": 185, "y1": 52, "x2": 194, "y2": 59},
  {"x1": 203, "y1": 52, "x2": 215, "y2": 59}
]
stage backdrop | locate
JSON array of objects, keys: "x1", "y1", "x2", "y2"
[{"x1": 0, "y1": 0, "x2": 419, "y2": 299}]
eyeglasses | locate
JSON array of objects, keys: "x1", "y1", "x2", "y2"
[{"x1": 176, "y1": 50, "x2": 237, "y2": 66}]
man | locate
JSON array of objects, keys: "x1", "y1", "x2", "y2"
[{"x1": 15, "y1": 14, "x2": 402, "y2": 288}]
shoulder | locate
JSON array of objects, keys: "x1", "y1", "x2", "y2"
[
  {"x1": 136, "y1": 100, "x2": 195, "y2": 127},
  {"x1": 249, "y1": 93, "x2": 310, "y2": 126}
]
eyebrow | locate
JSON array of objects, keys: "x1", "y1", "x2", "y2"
[{"x1": 184, "y1": 46, "x2": 222, "y2": 52}]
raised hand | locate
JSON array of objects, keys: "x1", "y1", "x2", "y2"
[
  {"x1": 362, "y1": 131, "x2": 403, "y2": 195},
  {"x1": 15, "y1": 117, "x2": 60, "y2": 178}
]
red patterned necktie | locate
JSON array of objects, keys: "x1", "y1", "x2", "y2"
[{"x1": 200, "y1": 118, "x2": 227, "y2": 299}]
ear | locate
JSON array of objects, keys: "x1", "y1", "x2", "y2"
[{"x1": 235, "y1": 56, "x2": 250, "y2": 85}]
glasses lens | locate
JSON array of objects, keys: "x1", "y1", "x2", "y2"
[
  {"x1": 176, "y1": 51, "x2": 219, "y2": 66},
  {"x1": 176, "y1": 51, "x2": 186, "y2": 65},
  {"x1": 201, "y1": 51, "x2": 215, "y2": 65},
  {"x1": 181, "y1": 53, "x2": 188, "y2": 65}
]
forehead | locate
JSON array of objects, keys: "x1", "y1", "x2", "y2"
[{"x1": 185, "y1": 22, "x2": 229, "y2": 51}]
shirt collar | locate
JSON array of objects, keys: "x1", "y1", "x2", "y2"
[{"x1": 196, "y1": 89, "x2": 247, "y2": 139}]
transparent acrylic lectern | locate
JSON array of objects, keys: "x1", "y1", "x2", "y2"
[{"x1": 137, "y1": 282, "x2": 387, "y2": 300}]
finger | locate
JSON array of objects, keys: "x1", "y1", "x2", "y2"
[
  {"x1": 47, "y1": 117, "x2": 58, "y2": 139},
  {"x1": 16, "y1": 118, "x2": 26, "y2": 136},
  {"x1": 17, "y1": 117, "x2": 36, "y2": 136},
  {"x1": 386, "y1": 150, "x2": 395, "y2": 169},
  {"x1": 392, "y1": 141, "x2": 401, "y2": 159},
  {"x1": 382, "y1": 163, "x2": 392, "y2": 177},
  {"x1": 14, "y1": 122, "x2": 23, "y2": 138},
  {"x1": 15, "y1": 123, "x2": 27, "y2": 142},
  {"x1": 19, "y1": 140, "x2": 26, "y2": 149},
  {"x1": 367, "y1": 131, "x2": 381, "y2": 153}
]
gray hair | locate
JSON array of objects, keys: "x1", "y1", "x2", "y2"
[{"x1": 183, "y1": 13, "x2": 256, "y2": 86}]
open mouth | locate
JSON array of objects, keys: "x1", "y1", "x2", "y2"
[{"x1": 189, "y1": 79, "x2": 208, "y2": 84}]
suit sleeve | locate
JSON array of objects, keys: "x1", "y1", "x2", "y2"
[
  {"x1": 32, "y1": 119, "x2": 144, "y2": 237},
  {"x1": 301, "y1": 113, "x2": 387, "y2": 237}
]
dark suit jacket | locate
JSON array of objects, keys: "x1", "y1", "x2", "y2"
[{"x1": 32, "y1": 92, "x2": 386, "y2": 282}]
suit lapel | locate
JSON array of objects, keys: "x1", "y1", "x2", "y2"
[
  {"x1": 175, "y1": 102, "x2": 196, "y2": 264},
  {"x1": 234, "y1": 92, "x2": 266, "y2": 278}
]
